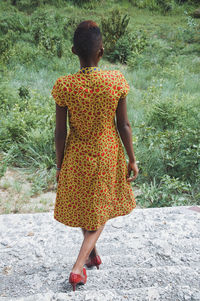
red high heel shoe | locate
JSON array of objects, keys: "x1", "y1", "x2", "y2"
[
  {"x1": 69, "y1": 267, "x2": 87, "y2": 291},
  {"x1": 85, "y1": 255, "x2": 102, "y2": 269}
]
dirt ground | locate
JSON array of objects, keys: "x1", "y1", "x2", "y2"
[
  {"x1": 0, "y1": 167, "x2": 55, "y2": 214},
  {"x1": 0, "y1": 167, "x2": 142, "y2": 215}
]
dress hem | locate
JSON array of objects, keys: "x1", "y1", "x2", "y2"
[{"x1": 53, "y1": 203, "x2": 136, "y2": 231}]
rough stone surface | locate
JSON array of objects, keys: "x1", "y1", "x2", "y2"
[{"x1": 0, "y1": 206, "x2": 199, "y2": 300}]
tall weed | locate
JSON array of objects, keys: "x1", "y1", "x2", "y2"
[
  {"x1": 129, "y1": 0, "x2": 174, "y2": 14},
  {"x1": 31, "y1": 9, "x2": 64, "y2": 57},
  {"x1": 101, "y1": 9, "x2": 148, "y2": 64},
  {"x1": 135, "y1": 96, "x2": 200, "y2": 184},
  {"x1": 101, "y1": 9, "x2": 130, "y2": 55},
  {"x1": 137, "y1": 175, "x2": 195, "y2": 208}
]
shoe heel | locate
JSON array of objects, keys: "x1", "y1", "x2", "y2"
[
  {"x1": 96, "y1": 265, "x2": 99, "y2": 270},
  {"x1": 72, "y1": 283, "x2": 76, "y2": 292}
]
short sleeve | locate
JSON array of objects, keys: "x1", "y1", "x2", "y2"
[
  {"x1": 51, "y1": 78, "x2": 67, "y2": 107},
  {"x1": 119, "y1": 72, "x2": 130, "y2": 99}
]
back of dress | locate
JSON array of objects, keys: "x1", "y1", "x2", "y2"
[{"x1": 51, "y1": 66, "x2": 136, "y2": 231}]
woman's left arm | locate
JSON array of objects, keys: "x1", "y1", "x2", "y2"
[{"x1": 55, "y1": 103, "x2": 68, "y2": 171}]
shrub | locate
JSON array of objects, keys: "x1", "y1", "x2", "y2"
[
  {"x1": 127, "y1": 37, "x2": 175, "y2": 69},
  {"x1": 31, "y1": 9, "x2": 64, "y2": 57},
  {"x1": 9, "y1": 42, "x2": 40, "y2": 64},
  {"x1": 108, "y1": 29, "x2": 148, "y2": 64},
  {"x1": 0, "y1": 83, "x2": 18, "y2": 111},
  {"x1": 129, "y1": 0, "x2": 199, "y2": 14},
  {"x1": 101, "y1": 9, "x2": 130, "y2": 54},
  {"x1": 72, "y1": 0, "x2": 102, "y2": 8},
  {"x1": 101, "y1": 10, "x2": 149, "y2": 64},
  {"x1": 0, "y1": 32, "x2": 13, "y2": 57},
  {"x1": 137, "y1": 175, "x2": 194, "y2": 208},
  {"x1": 10, "y1": 0, "x2": 41, "y2": 12},
  {"x1": 0, "y1": 103, "x2": 28, "y2": 148},
  {"x1": 175, "y1": 0, "x2": 199, "y2": 3},
  {"x1": 176, "y1": 12, "x2": 200, "y2": 44},
  {"x1": 0, "y1": 25, "x2": 22, "y2": 62},
  {"x1": 135, "y1": 123, "x2": 200, "y2": 185},
  {"x1": 0, "y1": 12, "x2": 28, "y2": 35},
  {"x1": 146, "y1": 98, "x2": 184, "y2": 130},
  {"x1": 63, "y1": 16, "x2": 84, "y2": 41},
  {"x1": 108, "y1": 35, "x2": 133, "y2": 64},
  {"x1": 16, "y1": 127, "x2": 55, "y2": 169},
  {"x1": 18, "y1": 85, "x2": 30, "y2": 99},
  {"x1": 0, "y1": 87, "x2": 56, "y2": 171},
  {"x1": 129, "y1": 0, "x2": 173, "y2": 14}
]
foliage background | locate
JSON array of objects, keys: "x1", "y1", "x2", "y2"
[{"x1": 0, "y1": 0, "x2": 200, "y2": 212}]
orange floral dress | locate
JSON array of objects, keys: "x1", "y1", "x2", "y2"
[{"x1": 51, "y1": 66, "x2": 136, "y2": 230}]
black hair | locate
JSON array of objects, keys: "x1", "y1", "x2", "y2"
[{"x1": 73, "y1": 20, "x2": 102, "y2": 60}]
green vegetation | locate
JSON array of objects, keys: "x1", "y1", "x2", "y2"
[{"x1": 0, "y1": 0, "x2": 200, "y2": 212}]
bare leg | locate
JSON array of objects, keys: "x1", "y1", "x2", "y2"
[
  {"x1": 72, "y1": 224, "x2": 105, "y2": 275},
  {"x1": 81, "y1": 228, "x2": 98, "y2": 258}
]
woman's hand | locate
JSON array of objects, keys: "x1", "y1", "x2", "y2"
[
  {"x1": 126, "y1": 161, "x2": 139, "y2": 182},
  {"x1": 56, "y1": 170, "x2": 61, "y2": 183}
]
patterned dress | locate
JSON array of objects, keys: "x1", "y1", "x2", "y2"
[{"x1": 51, "y1": 66, "x2": 136, "y2": 231}]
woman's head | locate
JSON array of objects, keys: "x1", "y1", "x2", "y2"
[{"x1": 72, "y1": 20, "x2": 103, "y2": 64}]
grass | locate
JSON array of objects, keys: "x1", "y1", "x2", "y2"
[{"x1": 0, "y1": 167, "x2": 56, "y2": 214}]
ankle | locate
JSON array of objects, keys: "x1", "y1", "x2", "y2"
[
  {"x1": 89, "y1": 249, "x2": 97, "y2": 258},
  {"x1": 71, "y1": 266, "x2": 83, "y2": 275},
  {"x1": 72, "y1": 262, "x2": 84, "y2": 273}
]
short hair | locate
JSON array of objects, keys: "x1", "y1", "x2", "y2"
[{"x1": 73, "y1": 20, "x2": 102, "y2": 60}]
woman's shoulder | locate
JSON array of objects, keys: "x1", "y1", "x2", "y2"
[
  {"x1": 54, "y1": 74, "x2": 74, "y2": 83},
  {"x1": 101, "y1": 70, "x2": 128, "y2": 85},
  {"x1": 102, "y1": 70, "x2": 129, "y2": 98},
  {"x1": 51, "y1": 74, "x2": 75, "y2": 107},
  {"x1": 52, "y1": 74, "x2": 78, "y2": 92},
  {"x1": 102, "y1": 69, "x2": 126, "y2": 79}
]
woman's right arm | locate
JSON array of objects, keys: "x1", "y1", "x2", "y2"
[{"x1": 116, "y1": 96, "x2": 139, "y2": 182}]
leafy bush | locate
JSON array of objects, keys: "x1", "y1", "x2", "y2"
[
  {"x1": 129, "y1": 0, "x2": 173, "y2": 14},
  {"x1": 10, "y1": 0, "x2": 41, "y2": 12},
  {"x1": 108, "y1": 35, "x2": 133, "y2": 64},
  {"x1": 135, "y1": 122, "x2": 200, "y2": 185},
  {"x1": 63, "y1": 15, "x2": 84, "y2": 41},
  {"x1": 0, "y1": 8, "x2": 65, "y2": 61},
  {"x1": 146, "y1": 98, "x2": 185, "y2": 130},
  {"x1": 127, "y1": 35, "x2": 178, "y2": 69},
  {"x1": 18, "y1": 85, "x2": 30, "y2": 99},
  {"x1": 0, "y1": 32, "x2": 13, "y2": 58},
  {"x1": 132, "y1": 81, "x2": 200, "y2": 187},
  {"x1": 100, "y1": 10, "x2": 148, "y2": 64},
  {"x1": 0, "y1": 12, "x2": 28, "y2": 34},
  {"x1": 0, "y1": 88, "x2": 56, "y2": 172},
  {"x1": 15, "y1": 127, "x2": 55, "y2": 169},
  {"x1": 130, "y1": 0, "x2": 199, "y2": 14},
  {"x1": 137, "y1": 174, "x2": 195, "y2": 208},
  {"x1": 10, "y1": 42, "x2": 40, "y2": 64},
  {"x1": 72, "y1": 0, "x2": 102, "y2": 8},
  {"x1": 0, "y1": 83, "x2": 19, "y2": 111},
  {"x1": 175, "y1": 0, "x2": 199, "y2": 3},
  {"x1": 176, "y1": 12, "x2": 200, "y2": 44},
  {"x1": 108, "y1": 30, "x2": 148, "y2": 64},
  {"x1": 10, "y1": 0, "x2": 86, "y2": 9},
  {"x1": 101, "y1": 9, "x2": 130, "y2": 54},
  {"x1": 31, "y1": 9, "x2": 64, "y2": 57}
]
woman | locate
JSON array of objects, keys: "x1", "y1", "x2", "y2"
[{"x1": 51, "y1": 20, "x2": 139, "y2": 291}]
